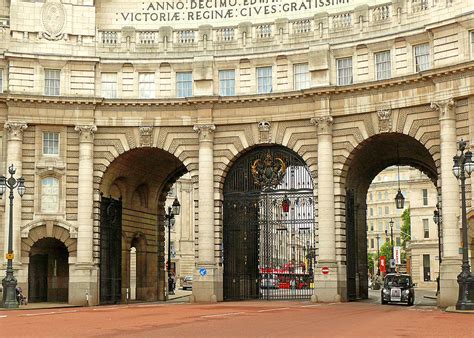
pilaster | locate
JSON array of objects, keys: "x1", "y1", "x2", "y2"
[
  {"x1": 3, "y1": 122, "x2": 27, "y2": 266},
  {"x1": 431, "y1": 99, "x2": 461, "y2": 307},
  {"x1": 192, "y1": 124, "x2": 221, "y2": 302},
  {"x1": 310, "y1": 116, "x2": 341, "y2": 302},
  {"x1": 70, "y1": 124, "x2": 98, "y2": 305}
]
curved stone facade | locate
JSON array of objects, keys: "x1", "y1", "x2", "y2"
[{"x1": 0, "y1": 0, "x2": 473, "y2": 307}]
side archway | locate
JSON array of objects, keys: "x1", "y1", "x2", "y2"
[{"x1": 342, "y1": 133, "x2": 438, "y2": 300}]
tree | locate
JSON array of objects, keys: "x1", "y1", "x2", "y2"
[
  {"x1": 401, "y1": 208, "x2": 411, "y2": 249},
  {"x1": 380, "y1": 241, "x2": 392, "y2": 261},
  {"x1": 367, "y1": 252, "x2": 375, "y2": 275}
]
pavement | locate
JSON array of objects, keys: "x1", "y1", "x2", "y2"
[{"x1": 1, "y1": 297, "x2": 473, "y2": 337}]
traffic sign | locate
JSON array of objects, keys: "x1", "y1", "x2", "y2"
[
  {"x1": 5, "y1": 253, "x2": 13, "y2": 260},
  {"x1": 389, "y1": 259, "x2": 396, "y2": 269},
  {"x1": 321, "y1": 266, "x2": 329, "y2": 275},
  {"x1": 199, "y1": 267, "x2": 207, "y2": 277}
]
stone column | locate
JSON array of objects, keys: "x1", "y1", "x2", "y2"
[
  {"x1": 70, "y1": 124, "x2": 98, "y2": 305},
  {"x1": 431, "y1": 99, "x2": 461, "y2": 307},
  {"x1": 192, "y1": 124, "x2": 220, "y2": 302},
  {"x1": 311, "y1": 116, "x2": 341, "y2": 302},
  {"x1": 3, "y1": 122, "x2": 27, "y2": 269}
]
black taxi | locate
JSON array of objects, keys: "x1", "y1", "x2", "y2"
[{"x1": 381, "y1": 273, "x2": 415, "y2": 306}]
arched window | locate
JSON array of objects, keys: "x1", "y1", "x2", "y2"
[{"x1": 41, "y1": 177, "x2": 59, "y2": 213}]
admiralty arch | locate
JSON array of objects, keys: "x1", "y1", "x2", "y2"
[{"x1": 0, "y1": 0, "x2": 473, "y2": 308}]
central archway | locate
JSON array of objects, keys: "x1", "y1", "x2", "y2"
[{"x1": 223, "y1": 145, "x2": 315, "y2": 300}]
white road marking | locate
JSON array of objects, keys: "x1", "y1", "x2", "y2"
[
  {"x1": 22, "y1": 312, "x2": 57, "y2": 317},
  {"x1": 257, "y1": 307, "x2": 289, "y2": 313},
  {"x1": 201, "y1": 312, "x2": 244, "y2": 318},
  {"x1": 93, "y1": 307, "x2": 123, "y2": 311},
  {"x1": 0, "y1": 315, "x2": 7, "y2": 318},
  {"x1": 300, "y1": 304, "x2": 322, "y2": 308}
]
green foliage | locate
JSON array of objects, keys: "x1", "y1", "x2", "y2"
[
  {"x1": 401, "y1": 208, "x2": 411, "y2": 249},
  {"x1": 367, "y1": 252, "x2": 375, "y2": 272},
  {"x1": 380, "y1": 241, "x2": 392, "y2": 261}
]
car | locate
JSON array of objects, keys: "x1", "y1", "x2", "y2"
[
  {"x1": 260, "y1": 278, "x2": 279, "y2": 289},
  {"x1": 182, "y1": 275, "x2": 193, "y2": 290},
  {"x1": 381, "y1": 273, "x2": 415, "y2": 306}
]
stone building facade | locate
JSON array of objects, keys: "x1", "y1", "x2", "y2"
[
  {"x1": 0, "y1": 0, "x2": 473, "y2": 307},
  {"x1": 367, "y1": 166, "x2": 439, "y2": 289}
]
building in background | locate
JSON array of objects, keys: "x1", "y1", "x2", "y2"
[{"x1": 367, "y1": 166, "x2": 438, "y2": 288}]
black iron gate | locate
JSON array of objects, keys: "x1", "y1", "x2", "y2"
[
  {"x1": 223, "y1": 147, "x2": 315, "y2": 300},
  {"x1": 100, "y1": 196, "x2": 122, "y2": 304},
  {"x1": 346, "y1": 189, "x2": 357, "y2": 301}
]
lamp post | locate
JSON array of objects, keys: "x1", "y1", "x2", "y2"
[
  {"x1": 165, "y1": 197, "x2": 180, "y2": 297},
  {"x1": 305, "y1": 241, "x2": 316, "y2": 287},
  {"x1": 433, "y1": 203, "x2": 442, "y2": 296},
  {"x1": 451, "y1": 139, "x2": 474, "y2": 310},
  {"x1": 376, "y1": 233, "x2": 380, "y2": 275},
  {"x1": 1, "y1": 164, "x2": 26, "y2": 309},
  {"x1": 385, "y1": 218, "x2": 395, "y2": 273}
]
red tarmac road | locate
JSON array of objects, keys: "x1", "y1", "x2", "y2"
[{"x1": 0, "y1": 301, "x2": 472, "y2": 337}]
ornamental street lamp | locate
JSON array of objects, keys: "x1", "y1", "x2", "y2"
[
  {"x1": 1, "y1": 164, "x2": 26, "y2": 309},
  {"x1": 451, "y1": 139, "x2": 474, "y2": 310},
  {"x1": 395, "y1": 146, "x2": 405, "y2": 210},
  {"x1": 385, "y1": 218, "x2": 395, "y2": 273},
  {"x1": 433, "y1": 203, "x2": 443, "y2": 296},
  {"x1": 165, "y1": 197, "x2": 180, "y2": 297}
]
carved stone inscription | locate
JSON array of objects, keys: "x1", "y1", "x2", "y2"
[{"x1": 112, "y1": 0, "x2": 355, "y2": 24}]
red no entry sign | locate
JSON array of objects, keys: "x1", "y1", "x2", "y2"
[{"x1": 321, "y1": 266, "x2": 329, "y2": 275}]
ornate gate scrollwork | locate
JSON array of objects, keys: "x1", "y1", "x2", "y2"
[{"x1": 223, "y1": 146, "x2": 316, "y2": 301}]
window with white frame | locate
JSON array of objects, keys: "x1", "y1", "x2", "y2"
[
  {"x1": 44, "y1": 69, "x2": 60, "y2": 96},
  {"x1": 294, "y1": 63, "x2": 310, "y2": 90},
  {"x1": 41, "y1": 177, "x2": 59, "y2": 213},
  {"x1": 257, "y1": 66, "x2": 272, "y2": 94},
  {"x1": 139, "y1": 72, "x2": 156, "y2": 99},
  {"x1": 336, "y1": 57, "x2": 353, "y2": 85},
  {"x1": 176, "y1": 72, "x2": 192, "y2": 97},
  {"x1": 471, "y1": 31, "x2": 474, "y2": 59},
  {"x1": 423, "y1": 218, "x2": 430, "y2": 238},
  {"x1": 375, "y1": 50, "x2": 391, "y2": 80},
  {"x1": 414, "y1": 43, "x2": 430, "y2": 72},
  {"x1": 101, "y1": 73, "x2": 117, "y2": 99},
  {"x1": 422, "y1": 189, "x2": 428, "y2": 206},
  {"x1": 43, "y1": 132, "x2": 59, "y2": 155},
  {"x1": 219, "y1": 69, "x2": 235, "y2": 96}
]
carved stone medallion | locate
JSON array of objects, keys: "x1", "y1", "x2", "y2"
[{"x1": 41, "y1": 1, "x2": 66, "y2": 41}]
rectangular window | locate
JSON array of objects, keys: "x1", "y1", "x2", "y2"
[
  {"x1": 371, "y1": 238, "x2": 374, "y2": 249},
  {"x1": 385, "y1": 206, "x2": 389, "y2": 215},
  {"x1": 101, "y1": 73, "x2": 117, "y2": 99},
  {"x1": 336, "y1": 57, "x2": 353, "y2": 85},
  {"x1": 43, "y1": 132, "x2": 60, "y2": 155},
  {"x1": 139, "y1": 72, "x2": 156, "y2": 99},
  {"x1": 375, "y1": 51, "x2": 391, "y2": 80},
  {"x1": 0, "y1": 69, "x2": 3, "y2": 93},
  {"x1": 257, "y1": 66, "x2": 272, "y2": 94},
  {"x1": 423, "y1": 254, "x2": 431, "y2": 281},
  {"x1": 396, "y1": 237, "x2": 401, "y2": 246},
  {"x1": 378, "y1": 221, "x2": 383, "y2": 232},
  {"x1": 370, "y1": 208, "x2": 373, "y2": 216},
  {"x1": 294, "y1": 63, "x2": 310, "y2": 90},
  {"x1": 414, "y1": 43, "x2": 430, "y2": 72},
  {"x1": 422, "y1": 189, "x2": 428, "y2": 206},
  {"x1": 423, "y1": 218, "x2": 429, "y2": 238},
  {"x1": 41, "y1": 177, "x2": 60, "y2": 213},
  {"x1": 378, "y1": 192, "x2": 382, "y2": 201},
  {"x1": 219, "y1": 69, "x2": 235, "y2": 96},
  {"x1": 370, "y1": 222, "x2": 374, "y2": 231},
  {"x1": 176, "y1": 72, "x2": 192, "y2": 97},
  {"x1": 44, "y1": 69, "x2": 60, "y2": 96},
  {"x1": 471, "y1": 31, "x2": 474, "y2": 59},
  {"x1": 369, "y1": 192, "x2": 373, "y2": 201}
]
